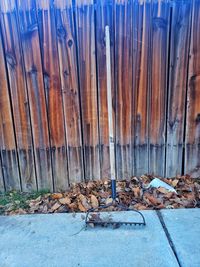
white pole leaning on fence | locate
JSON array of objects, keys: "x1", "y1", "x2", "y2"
[{"x1": 105, "y1": 25, "x2": 116, "y2": 185}]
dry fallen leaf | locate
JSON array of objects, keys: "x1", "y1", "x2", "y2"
[
  {"x1": 90, "y1": 195, "x2": 99, "y2": 208},
  {"x1": 133, "y1": 203, "x2": 147, "y2": 210},
  {"x1": 68, "y1": 203, "x2": 78, "y2": 211},
  {"x1": 144, "y1": 193, "x2": 161, "y2": 206},
  {"x1": 59, "y1": 197, "x2": 71, "y2": 205},
  {"x1": 171, "y1": 179, "x2": 179, "y2": 187},
  {"x1": 132, "y1": 187, "x2": 141, "y2": 198},
  {"x1": 1, "y1": 175, "x2": 199, "y2": 215},
  {"x1": 184, "y1": 193, "x2": 195, "y2": 201},
  {"x1": 79, "y1": 194, "x2": 91, "y2": 210},
  {"x1": 50, "y1": 202, "x2": 61, "y2": 212},
  {"x1": 157, "y1": 187, "x2": 169, "y2": 194},
  {"x1": 78, "y1": 202, "x2": 87, "y2": 212},
  {"x1": 105, "y1": 198, "x2": 113, "y2": 205},
  {"x1": 51, "y1": 193, "x2": 63, "y2": 199},
  {"x1": 156, "y1": 204, "x2": 165, "y2": 209},
  {"x1": 86, "y1": 181, "x2": 95, "y2": 189}
]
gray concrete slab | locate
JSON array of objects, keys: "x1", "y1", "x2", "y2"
[
  {"x1": 161, "y1": 208, "x2": 200, "y2": 267},
  {"x1": 0, "y1": 211, "x2": 179, "y2": 267}
]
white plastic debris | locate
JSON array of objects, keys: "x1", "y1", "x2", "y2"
[{"x1": 147, "y1": 178, "x2": 177, "y2": 193}]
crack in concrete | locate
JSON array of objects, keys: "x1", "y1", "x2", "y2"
[{"x1": 156, "y1": 210, "x2": 182, "y2": 267}]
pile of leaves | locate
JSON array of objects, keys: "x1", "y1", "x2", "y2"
[{"x1": 0, "y1": 175, "x2": 200, "y2": 215}]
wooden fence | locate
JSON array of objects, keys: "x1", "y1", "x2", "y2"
[{"x1": 0, "y1": 0, "x2": 199, "y2": 192}]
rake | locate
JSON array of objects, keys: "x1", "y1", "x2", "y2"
[{"x1": 85, "y1": 26, "x2": 146, "y2": 228}]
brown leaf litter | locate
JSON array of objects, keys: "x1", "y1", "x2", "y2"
[{"x1": 1, "y1": 175, "x2": 200, "y2": 215}]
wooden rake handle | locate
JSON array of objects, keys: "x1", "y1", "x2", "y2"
[{"x1": 105, "y1": 25, "x2": 116, "y2": 198}]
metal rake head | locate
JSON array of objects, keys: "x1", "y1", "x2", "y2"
[{"x1": 85, "y1": 201, "x2": 146, "y2": 228}]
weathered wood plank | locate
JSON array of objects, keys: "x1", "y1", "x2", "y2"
[
  {"x1": 0, "y1": 0, "x2": 37, "y2": 191},
  {"x1": 0, "y1": 24, "x2": 21, "y2": 191},
  {"x1": 149, "y1": 0, "x2": 170, "y2": 176},
  {"x1": 185, "y1": 0, "x2": 200, "y2": 178},
  {"x1": 36, "y1": 0, "x2": 69, "y2": 190},
  {"x1": 0, "y1": 153, "x2": 5, "y2": 192},
  {"x1": 17, "y1": 0, "x2": 53, "y2": 190},
  {"x1": 96, "y1": 0, "x2": 114, "y2": 179},
  {"x1": 133, "y1": 0, "x2": 151, "y2": 176},
  {"x1": 74, "y1": 0, "x2": 100, "y2": 180},
  {"x1": 166, "y1": 0, "x2": 192, "y2": 177},
  {"x1": 54, "y1": 0, "x2": 84, "y2": 184},
  {"x1": 115, "y1": 0, "x2": 133, "y2": 179},
  {"x1": 132, "y1": 0, "x2": 144, "y2": 176}
]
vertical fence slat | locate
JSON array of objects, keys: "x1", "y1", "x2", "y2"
[
  {"x1": 149, "y1": 0, "x2": 170, "y2": 176},
  {"x1": 54, "y1": 0, "x2": 84, "y2": 184},
  {"x1": 17, "y1": 0, "x2": 53, "y2": 190},
  {"x1": 36, "y1": 0, "x2": 69, "y2": 190},
  {"x1": 0, "y1": 155, "x2": 5, "y2": 192},
  {"x1": 133, "y1": 0, "x2": 151, "y2": 176},
  {"x1": 74, "y1": 0, "x2": 100, "y2": 180},
  {"x1": 185, "y1": 0, "x2": 200, "y2": 178},
  {"x1": 0, "y1": 24, "x2": 21, "y2": 191},
  {"x1": 132, "y1": 0, "x2": 144, "y2": 176},
  {"x1": 115, "y1": 0, "x2": 133, "y2": 179},
  {"x1": 96, "y1": 0, "x2": 114, "y2": 179},
  {"x1": 0, "y1": 0, "x2": 199, "y2": 191},
  {"x1": 166, "y1": 0, "x2": 192, "y2": 177},
  {"x1": 0, "y1": 0, "x2": 37, "y2": 191}
]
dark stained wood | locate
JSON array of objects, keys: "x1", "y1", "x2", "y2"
[
  {"x1": 17, "y1": 0, "x2": 53, "y2": 190},
  {"x1": 96, "y1": 0, "x2": 115, "y2": 179},
  {"x1": 0, "y1": 24, "x2": 21, "y2": 191},
  {"x1": 115, "y1": 0, "x2": 133, "y2": 179},
  {"x1": 149, "y1": 0, "x2": 170, "y2": 176},
  {"x1": 185, "y1": 0, "x2": 200, "y2": 178},
  {"x1": 0, "y1": 0, "x2": 37, "y2": 191},
  {"x1": 133, "y1": 0, "x2": 151, "y2": 176},
  {"x1": 36, "y1": 0, "x2": 69, "y2": 190},
  {"x1": 54, "y1": 0, "x2": 84, "y2": 183},
  {"x1": 74, "y1": 0, "x2": 100, "y2": 180},
  {"x1": 166, "y1": 0, "x2": 192, "y2": 177}
]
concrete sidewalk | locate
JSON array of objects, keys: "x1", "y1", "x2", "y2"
[{"x1": 0, "y1": 209, "x2": 199, "y2": 267}]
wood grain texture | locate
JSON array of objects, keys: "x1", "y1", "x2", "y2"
[
  {"x1": 36, "y1": 0, "x2": 69, "y2": 190},
  {"x1": 17, "y1": 0, "x2": 53, "y2": 190},
  {"x1": 0, "y1": 24, "x2": 21, "y2": 190},
  {"x1": 185, "y1": 0, "x2": 200, "y2": 178},
  {"x1": 149, "y1": 0, "x2": 170, "y2": 176},
  {"x1": 0, "y1": 0, "x2": 37, "y2": 191},
  {"x1": 115, "y1": 0, "x2": 133, "y2": 179},
  {"x1": 133, "y1": 0, "x2": 151, "y2": 176},
  {"x1": 0, "y1": 0, "x2": 199, "y2": 190},
  {"x1": 166, "y1": 0, "x2": 192, "y2": 177},
  {"x1": 96, "y1": 0, "x2": 115, "y2": 179},
  {"x1": 0, "y1": 155, "x2": 5, "y2": 192},
  {"x1": 132, "y1": 0, "x2": 144, "y2": 176},
  {"x1": 74, "y1": 0, "x2": 100, "y2": 180},
  {"x1": 54, "y1": 0, "x2": 84, "y2": 183}
]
